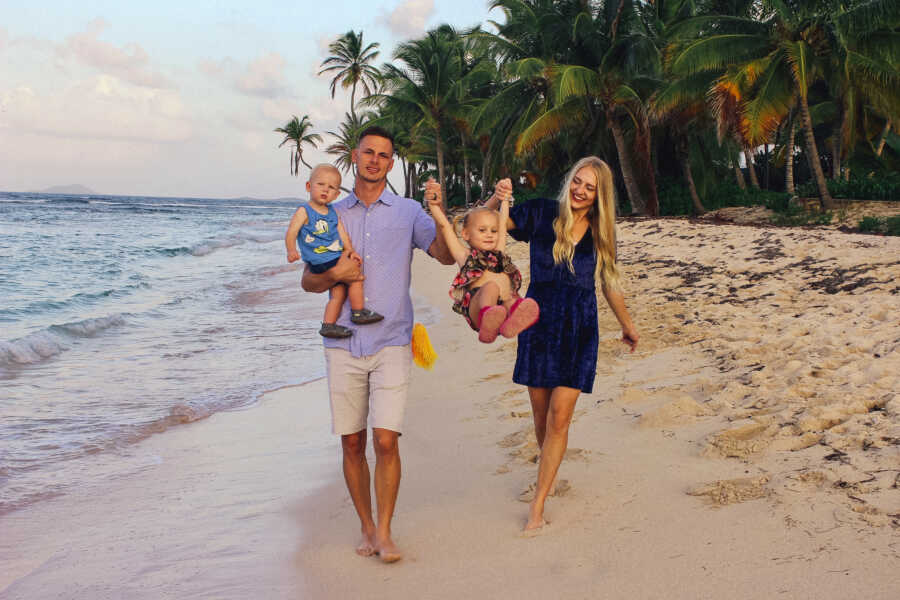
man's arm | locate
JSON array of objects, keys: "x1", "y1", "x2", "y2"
[{"x1": 300, "y1": 250, "x2": 363, "y2": 293}]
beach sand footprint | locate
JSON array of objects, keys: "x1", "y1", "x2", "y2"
[{"x1": 687, "y1": 475, "x2": 770, "y2": 506}]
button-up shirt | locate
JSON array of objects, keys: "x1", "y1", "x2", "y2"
[{"x1": 323, "y1": 188, "x2": 436, "y2": 358}]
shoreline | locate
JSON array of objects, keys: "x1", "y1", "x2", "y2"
[{"x1": 1, "y1": 220, "x2": 897, "y2": 598}]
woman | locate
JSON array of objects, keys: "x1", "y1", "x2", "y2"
[{"x1": 484, "y1": 156, "x2": 639, "y2": 533}]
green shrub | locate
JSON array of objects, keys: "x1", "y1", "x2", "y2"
[
  {"x1": 796, "y1": 174, "x2": 900, "y2": 201},
  {"x1": 656, "y1": 178, "x2": 790, "y2": 216},
  {"x1": 857, "y1": 216, "x2": 882, "y2": 232},
  {"x1": 858, "y1": 215, "x2": 900, "y2": 236},
  {"x1": 886, "y1": 216, "x2": 900, "y2": 236}
]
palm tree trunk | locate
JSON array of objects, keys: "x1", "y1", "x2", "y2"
[
  {"x1": 875, "y1": 119, "x2": 891, "y2": 157},
  {"x1": 290, "y1": 150, "x2": 295, "y2": 176},
  {"x1": 401, "y1": 158, "x2": 410, "y2": 198},
  {"x1": 743, "y1": 145, "x2": 760, "y2": 189},
  {"x1": 785, "y1": 119, "x2": 797, "y2": 197},
  {"x1": 350, "y1": 82, "x2": 357, "y2": 123},
  {"x1": 436, "y1": 139, "x2": 447, "y2": 210},
  {"x1": 733, "y1": 161, "x2": 747, "y2": 190},
  {"x1": 609, "y1": 117, "x2": 645, "y2": 214},
  {"x1": 463, "y1": 153, "x2": 472, "y2": 208},
  {"x1": 681, "y1": 154, "x2": 705, "y2": 215},
  {"x1": 832, "y1": 98, "x2": 846, "y2": 180},
  {"x1": 797, "y1": 92, "x2": 835, "y2": 209},
  {"x1": 480, "y1": 148, "x2": 492, "y2": 203},
  {"x1": 298, "y1": 152, "x2": 312, "y2": 171}
]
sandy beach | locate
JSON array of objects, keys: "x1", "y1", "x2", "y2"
[{"x1": 2, "y1": 218, "x2": 898, "y2": 599}]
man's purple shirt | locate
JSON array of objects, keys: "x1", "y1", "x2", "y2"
[{"x1": 322, "y1": 188, "x2": 437, "y2": 358}]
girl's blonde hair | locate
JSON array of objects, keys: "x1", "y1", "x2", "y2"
[
  {"x1": 452, "y1": 206, "x2": 498, "y2": 238},
  {"x1": 552, "y1": 156, "x2": 621, "y2": 290}
]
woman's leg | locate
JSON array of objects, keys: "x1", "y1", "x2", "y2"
[
  {"x1": 525, "y1": 385, "x2": 581, "y2": 531},
  {"x1": 527, "y1": 387, "x2": 552, "y2": 448}
]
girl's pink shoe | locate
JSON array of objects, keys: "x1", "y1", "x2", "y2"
[
  {"x1": 500, "y1": 298, "x2": 539, "y2": 338},
  {"x1": 477, "y1": 305, "x2": 508, "y2": 343}
]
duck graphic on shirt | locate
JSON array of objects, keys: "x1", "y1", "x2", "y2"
[{"x1": 304, "y1": 217, "x2": 343, "y2": 254}]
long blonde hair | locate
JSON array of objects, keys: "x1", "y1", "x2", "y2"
[{"x1": 552, "y1": 156, "x2": 621, "y2": 290}]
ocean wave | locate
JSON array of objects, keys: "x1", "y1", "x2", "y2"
[
  {"x1": 0, "y1": 314, "x2": 127, "y2": 366},
  {"x1": 154, "y1": 232, "x2": 283, "y2": 258},
  {"x1": 0, "y1": 284, "x2": 149, "y2": 318}
]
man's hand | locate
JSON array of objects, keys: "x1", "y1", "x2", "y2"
[
  {"x1": 332, "y1": 249, "x2": 364, "y2": 283},
  {"x1": 287, "y1": 249, "x2": 300, "y2": 263}
]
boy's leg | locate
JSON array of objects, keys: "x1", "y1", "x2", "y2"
[
  {"x1": 347, "y1": 280, "x2": 383, "y2": 324},
  {"x1": 324, "y1": 283, "x2": 347, "y2": 324},
  {"x1": 347, "y1": 279, "x2": 365, "y2": 312}
]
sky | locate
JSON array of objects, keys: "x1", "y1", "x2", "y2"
[{"x1": 0, "y1": 0, "x2": 501, "y2": 199}]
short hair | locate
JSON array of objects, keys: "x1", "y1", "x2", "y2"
[
  {"x1": 357, "y1": 126, "x2": 395, "y2": 153},
  {"x1": 309, "y1": 163, "x2": 341, "y2": 182}
]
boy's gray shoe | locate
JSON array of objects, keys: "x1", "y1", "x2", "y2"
[
  {"x1": 350, "y1": 308, "x2": 384, "y2": 325},
  {"x1": 319, "y1": 323, "x2": 353, "y2": 338}
]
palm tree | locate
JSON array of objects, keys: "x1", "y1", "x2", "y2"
[
  {"x1": 498, "y1": 0, "x2": 662, "y2": 214},
  {"x1": 274, "y1": 115, "x2": 323, "y2": 176},
  {"x1": 319, "y1": 31, "x2": 382, "y2": 121},
  {"x1": 665, "y1": 0, "x2": 899, "y2": 208},
  {"x1": 376, "y1": 26, "x2": 485, "y2": 207}
]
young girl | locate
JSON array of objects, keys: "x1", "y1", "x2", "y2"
[{"x1": 428, "y1": 180, "x2": 539, "y2": 343}]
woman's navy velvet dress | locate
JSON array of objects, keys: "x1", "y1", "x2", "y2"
[{"x1": 509, "y1": 198, "x2": 599, "y2": 393}]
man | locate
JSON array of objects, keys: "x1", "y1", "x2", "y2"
[{"x1": 301, "y1": 126, "x2": 453, "y2": 562}]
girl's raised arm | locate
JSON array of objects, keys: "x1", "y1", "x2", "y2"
[
  {"x1": 426, "y1": 192, "x2": 470, "y2": 267},
  {"x1": 482, "y1": 178, "x2": 515, "y2": 232}
]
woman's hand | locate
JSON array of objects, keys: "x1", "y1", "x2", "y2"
[
  {"x1": 621, "y1": 324, "x2": 639, "y2": 352},
  {"x1": 494, "y1": 178, "x2": 513, "y2": 203}
]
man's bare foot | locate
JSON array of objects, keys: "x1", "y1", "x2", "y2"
[
  {"x1": 374, "y1": 537, "x2": 402, "y2": 563},
  {"x1": 356, "y1": 529, "x2": 376, "y2": 557}
]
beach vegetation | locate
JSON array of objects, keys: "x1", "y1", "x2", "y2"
[
  {"x1": 318, "y1": 30, "x2": 382, "y2": 122},
  {"x1": 274, "y1": 115, "x2": 323, "y2": 177},
  {"x1": 287, "y1": 1, "x2": 898, "y2": 219}
]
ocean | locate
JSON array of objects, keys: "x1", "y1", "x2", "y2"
[{"x1": 0, "y1": 191, "x2": 343, "y2": 513}]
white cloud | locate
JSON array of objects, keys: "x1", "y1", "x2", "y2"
[
  {"x1": 0, "y1": 75, "x2": 191, "y2": 143},
  {"x1": 235, "y1": 53, "x2": 289, "y2": 97},
  {"x1": 0, "y1": 27, "x2": 8, "y2": 53},
  {"x1": 199, "y1": 53, "x2": 292, "y2": 98},
  {"x1": 381, "y1": 0, "x2": 435, "y2": 38},
  {"x1": 59, "y1": 19, "x2": 172, "y2": 89}
]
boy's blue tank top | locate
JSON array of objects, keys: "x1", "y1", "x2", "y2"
[{"x1": 298, "y1": 203, "x2": 343, "y2": 266}]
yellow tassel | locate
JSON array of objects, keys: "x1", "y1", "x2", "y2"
[{"x1": 411, "y1": 323, "x2": 437, "y2": 370}]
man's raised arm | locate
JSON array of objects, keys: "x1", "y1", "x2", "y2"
[{"x1": 300, "y1": 250, "x2": 363, "y2": 293}]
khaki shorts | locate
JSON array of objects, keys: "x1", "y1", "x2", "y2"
[{"x1": 324, "y1": 345, "x2": 412, "y2": 435}]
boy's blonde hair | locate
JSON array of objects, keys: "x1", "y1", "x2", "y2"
[
  {"x1": 552, "y1": 156, "x2": 621, "y2": 290},
  {"x1": 308, "y1": 163, "x2": 342, "y2": 183}
]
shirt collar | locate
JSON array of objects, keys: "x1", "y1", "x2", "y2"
[{"x1": 346, "y1": 185, "x2": 396, "y2": 208}]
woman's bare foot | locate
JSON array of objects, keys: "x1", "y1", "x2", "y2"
[
  {"x1": 356, "y1": 528, "x2": 376, "y2": 557},
  {"x1": 522, "y1": 500, "x2": 549, "y2": 535},
  {"x1": 374, "y1": 536, "x2": 402, "y2": 563}
]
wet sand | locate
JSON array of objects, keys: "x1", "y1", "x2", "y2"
[{"x1": 2, "y1": 219, "x2": 898, "y2": 599}]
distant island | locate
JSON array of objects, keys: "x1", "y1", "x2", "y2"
[{"x1": 32, "y1": 184, "x2": 96, "y2": 195}]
